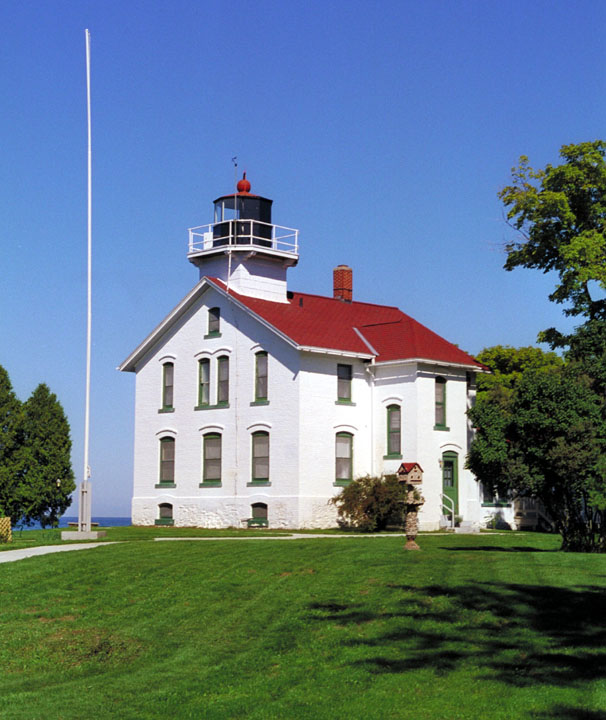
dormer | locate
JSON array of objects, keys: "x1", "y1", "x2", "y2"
[{"x1": 187, "y1": 174, "x2": 298, "y2": 303}]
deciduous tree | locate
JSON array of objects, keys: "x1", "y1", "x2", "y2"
[{"x1": 500, "y1": 140, "x2": 606, "y2": 332}]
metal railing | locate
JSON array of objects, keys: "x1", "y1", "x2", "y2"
[
  {"x1": 440, "y1": 493, "x2": 456, "y2": 530},
  {"x1": 188, "y1": 219, "x2": 299, "y2": 256}
]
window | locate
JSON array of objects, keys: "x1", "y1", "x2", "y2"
[
  {"x1": 208, "y1": 307, "x2": 220, "y2": 336},
  {"x1": 335, "y1": 432, "x2": 353, "y2": 484},
  {"x1": 161, "y1": 363, "x2": 174, "y2": 410},
  {"x1": 435, "y1": 377, "x2": 447, "y2": 429},
  {"x1": 217, "y1": 356, "x2": 229, "y2": 404},
  {"x1": 255, "y1": 352, "x2": 268, "y2": 401},
  {"x1": 156, "y1": 503, "x2": 174, "y2": 526},
  {"x1": 386, "y1": 405, "x2": 401, "y2": 456},
  {"x1": 337, "y1": 364, "x2": 352, "y2": 401},
  {"x1": 251, "y1": 431, "x2": 270, "y2": 483},
  {"x1": 198, "y1": 358, "x2": 210, "y2": 406},
  {"x1": 248, "y1": 502, "x2": 268, "y2": 527},
  {"x1": 251, "y1": 502, "x2": 268, "y2": 520},
  {"x1": 482, "y1": 482, "x2": 496, "y2": 504},
  {"x1": 159, "y1": 437, "x2": 175, "y2": 485},
  {"x1": 202, "y1": 433, "x2": 221, "y2": 484}
]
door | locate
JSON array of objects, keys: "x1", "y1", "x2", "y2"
[{"x1": 442, "y1": 451, "x2": 459, "y2": 518}]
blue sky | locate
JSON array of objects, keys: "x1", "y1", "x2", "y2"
[{"x1": 2, "y1": 0, "x2": 605, "y2": 516}]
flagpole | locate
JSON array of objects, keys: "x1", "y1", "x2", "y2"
[{"x1": 78, "y1": 28, "x2": 93, "y2": 533}]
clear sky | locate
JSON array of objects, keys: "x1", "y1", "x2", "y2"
[{"x1": 2, "y1": 0, "x2": 605, "y2": 516}]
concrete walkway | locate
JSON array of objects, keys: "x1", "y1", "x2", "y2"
[
  {"x1": 0, "y1": 542, "x2": 118, "y2": 564},
  {"x1": 155, "y1": 533, "x2": 410, "y2": 541}
]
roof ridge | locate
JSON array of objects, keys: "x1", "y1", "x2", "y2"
[
  {"x1": 360, "y1": 318, "x2": 403, "y2": 328},
  {"x1": 287, "y1": 289, "x2": 400, "y2": 311}
]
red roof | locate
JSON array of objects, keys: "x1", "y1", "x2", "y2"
[
  {"x1": 398, "y1": 462, "x2": 424, "y2": 474},
  {"x1": 208, "y1": 278, "x2": 483, "y2": 368}
]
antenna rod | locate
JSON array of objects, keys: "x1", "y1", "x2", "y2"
[
  {"x1": 227, "y1": 156, "x2": 238, "y2": 293},
  {"x1": 79, "y1": 28, "x2": 93, "y2": 533}
]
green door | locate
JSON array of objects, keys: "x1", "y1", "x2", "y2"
[{"x1": 442, "y1": 451, "x2": 459, "y2": 517}]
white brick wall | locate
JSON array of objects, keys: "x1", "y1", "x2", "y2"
[{"x1": 130, "y1": 287, "x2": 482, "y2": 529}]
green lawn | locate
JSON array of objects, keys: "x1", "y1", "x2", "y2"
[
  {"x1": 1, "y1": 532, "x2": 606, "y2": 719},
  {"x1": 1, "y1": 524, "x2": 293, "y2": 551}
]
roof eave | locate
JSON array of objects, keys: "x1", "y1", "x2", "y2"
[
  {"x1": 375, "y1": 357, "x2": 488, "y2": 372},
  {"x1": 298, "y1": 345, "x2": 374, "y2": 360}
]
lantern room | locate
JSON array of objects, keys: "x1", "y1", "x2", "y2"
[{"x1": 187, "y1": 174, "x2": 299, "y2": 303}]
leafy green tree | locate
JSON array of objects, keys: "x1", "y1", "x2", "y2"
[
  {"x1": 500, "y1": 140, "x2": 606, "y2": 332},
  {"x1": 330, "y1": 474, "x2": 407, "y2": 532},
  {"x1": 475, "y1": 345, "x2": 563, "y2": 397},
  {"x1": 469, "y1": 350, "x2": 606, "y2": 552},
  {"x1": 469, "y1": 346, "x2": 563, "y2": 505},
  {"x1": 0, "y1": 365, "x2": 22, "y2": 518},
  {"x1": 472, "y1": 141, "x2": 606, "y2": 551}
]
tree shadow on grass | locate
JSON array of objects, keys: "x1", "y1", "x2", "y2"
[
  {"x1": 531, "y1": 708, "x2": 606, "y2": 720},
  {"x1": 308, "y1": 581, "x2": 606, "y2": 689},
  {"x1": 440, "y1": 545, "x2": 555, "y2": 553}
]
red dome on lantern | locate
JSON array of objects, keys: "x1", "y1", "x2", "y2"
[{"x1": 237, "y1": 172, "x2": 251, "y2": 193}]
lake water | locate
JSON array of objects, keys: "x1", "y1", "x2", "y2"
[{"x1": 17, "y1": 516, "x2": 131, "y2": 531}]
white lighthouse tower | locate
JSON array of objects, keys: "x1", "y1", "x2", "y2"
[{"x1": 186, "y1": 174, "x2": 299, "y2": 303}]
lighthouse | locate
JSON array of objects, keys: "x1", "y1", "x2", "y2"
[{"x1": 187, "y1": 174, "x2": 299, "y2": 303}]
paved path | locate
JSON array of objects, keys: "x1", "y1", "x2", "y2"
[
  {"x1": 155, "y1": 533, "x2": 411, "y2": 541},
  {"x1": 0, "y1": 542, "x2": 119, "y2": 564}
]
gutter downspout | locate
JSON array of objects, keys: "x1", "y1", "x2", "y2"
[{"x1": 366, "y1": 358, "x2": 376, "y2": 476}]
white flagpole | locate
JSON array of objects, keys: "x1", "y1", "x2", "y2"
[{"x1": 78, "y1": 28, "x2": 93, "y2": 533}]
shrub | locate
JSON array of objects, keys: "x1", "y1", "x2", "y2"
[{"x1": 330, "y1": 474, "x2": 407, "y2": 532}]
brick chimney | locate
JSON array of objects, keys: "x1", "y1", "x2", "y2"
[{"x1": 333, "y1": 265, "x2": 353, "y2": 302}]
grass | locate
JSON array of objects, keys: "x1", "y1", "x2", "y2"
[
  {"x1": 0, "y1": 524, "x2": 293, "y2": 551},
  {"x1": 1, "y1": 532, "x2": 606, "y2": 719}
]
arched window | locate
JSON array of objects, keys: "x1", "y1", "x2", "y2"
[
  {"x1": 161, "y1": 362, "x2": 174, "y2": 411},
  {"x1": 198, "y1": 358, "x2": 210, "y2": 407},
  {"x1": 217, "y1": 356, "x2": 229, "y2": 405},
  {"x1": 158, "y1": 437, "x2": 175, "y2": 485},
  {"x1": 335, "y1": 432, "x2": 353, "y2": 485},
  {"x1": 248, "y1": 502, "x2": 268, "y2": 528},
  {"x1": 386, "y1": 405, "x2": 401, "y2": 457},
  {"x1": 435, "y1": 377, "x2": 447, "y2": 429},
  {"x1": 255, "y1": 351, "x2": 268, "y2": 401},
  {"x1": 251, "y1": 431, "x2": 270, "y2": 483},
  {"x1": 202, "y1": 433, "x2": 222, "y2": 484},
  {"x1": 156, "y1": 503, "x2": 174, "y2": 526}
]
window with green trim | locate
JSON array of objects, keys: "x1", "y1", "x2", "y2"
[
  {"x1": 156, "y1": 503, "x2": 174, "y2": 526},
  {"x1": 198, "y1": 358, "x2": 210, "y2": 406},
  {"x1": 252, "y1": 431, "x2": 269, "y2": 482},
  {"x1": 162, "y1": 362, "x2": 174, "y2": 410},
  {"x1": 203, "y1": 433, "x2": 221, "y2": 483},
  {"x1": 335, "y1": 432, "x2": 353, "y2": 483},
  {"x1": 217, "y1": 356, "x2": 229, "y2": 404},
  {"x1": 208, "y1": 307, "x2": 220, "y2": 335},
  {"x1": 337, "y1": 364, "x2": 352, "y2": 401},
  {"x1": 159, "y1": 437, "x2": 175, "y2": 484},
  {"x1": 386, "y1": 404, "x2": 401, "y2": 456},
  {"x1": 255, "y1": 351, "x2": 268, "y2": 401},
  {"x1": 435, "y1": 377, "x2": 446, "y2": 428}
]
